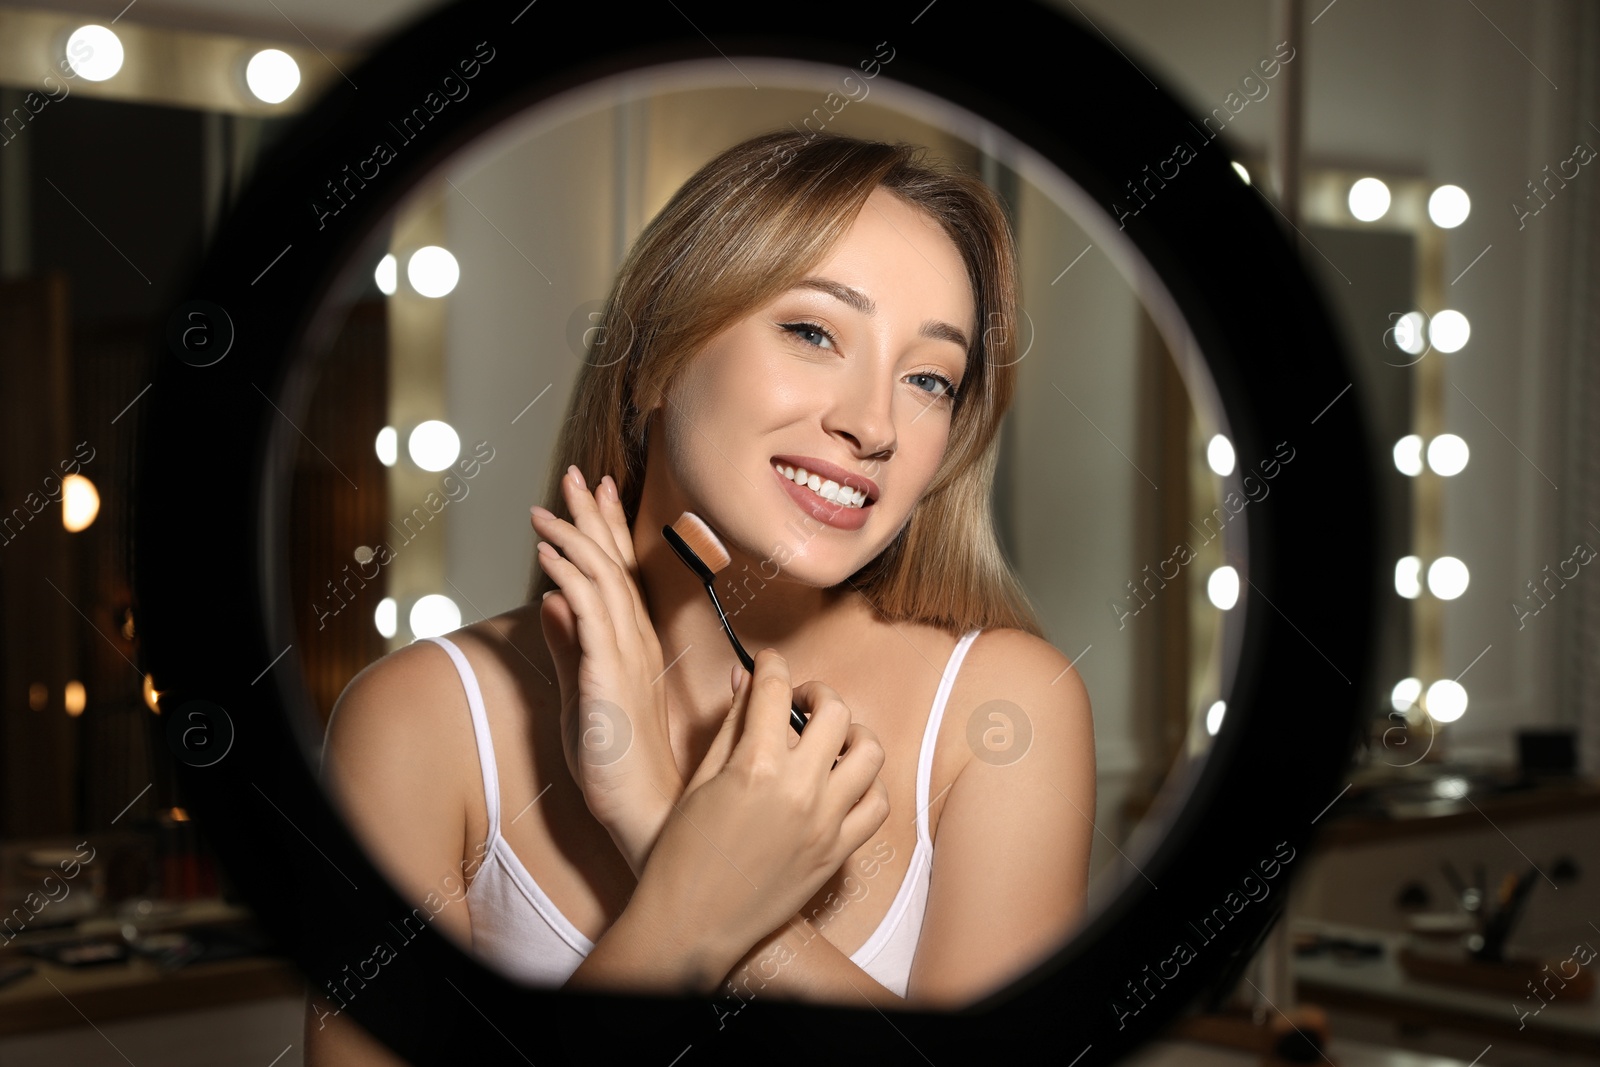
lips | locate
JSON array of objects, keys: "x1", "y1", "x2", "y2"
[
  {"x1": 769, "y1": 454, "x2": 881, "y2": 504},
  {"x1": 772, "y1": 463, "x2": 872, "y2": 531}
]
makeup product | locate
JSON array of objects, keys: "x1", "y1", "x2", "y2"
[
  {"x1": 1475, "y1": 864, "x2": 1539, "y2": 963},
  {"x1": 663, "y1": 511, "x2": 809, "y2": 735}
]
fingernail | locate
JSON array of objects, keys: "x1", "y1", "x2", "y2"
[
  {"x1": 531, "y1": 504, "x2": 551, "y2": 521},
  {"x1": 542, "y1": 590, "x2": 555, "y2": 601},
  {"x1": 601, "y1": 474, "x2": 615, "y2": 500},
  {"x1": 568, "y1": 464, "x2": 586, "y2": 490},
  {"x1": 731, "y1": 663, "x2": 741, "y2": 693},
  {"x1": 537, "y1": 540, "x2": 556, "y2": 557}
]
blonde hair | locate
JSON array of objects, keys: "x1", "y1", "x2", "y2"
[{"x1": 527, "y1": 129, "x2": 1042, "y2": 639}]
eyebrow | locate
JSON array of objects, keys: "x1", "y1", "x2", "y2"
[{"x1": 790, "y1": 277, "x2": 972, "y2": 353}]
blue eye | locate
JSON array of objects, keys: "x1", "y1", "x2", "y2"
[
  {"x1": 781, "y1": 321, "x2": 835, "y2": 348},
  {"x1": 781, "y1": 322, "x2": 960, "y2": 403},
  {"x1": 911, "y1": 372, "x2": 960, "y2": 401}
]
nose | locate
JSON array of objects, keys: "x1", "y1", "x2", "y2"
[{"x1": 825, "y1": 352, "x2": 897, "y2": 462}]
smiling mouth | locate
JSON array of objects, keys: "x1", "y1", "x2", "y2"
[{"x1": 771, "y1": 461, "x2": 873, "y2": 509}]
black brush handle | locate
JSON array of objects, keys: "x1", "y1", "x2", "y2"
[
  {"x1": 700, "y1": 584, "x2": 809, "y2": 735},
  {"x1": 662, "y1": 522, "x2": 808, "y2": 734}
]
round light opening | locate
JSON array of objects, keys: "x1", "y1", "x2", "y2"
[
  {"x1": 1428, "y1": 556, "x2": 1470, "y2": 600},
  {"x1": 1395, "y1": 556, "x2": 1422, "y2": 599},
  {"x1": 245, "y1": 48, "x2": 301, "y2": 104},
  {"x1": 1207, "y1": 566, "x2": 1240, "y2": 610},
  {"x1": 1206, "y1": 434, "x2": 1236, "y2": 477},
  {"x1": 409, "y1": 595, "x2": 461, "y2": 639},
  {"x1": 375, "y1": 426, "x2": 398, "y2": 467},
  {"x1": 1425, "y1": 679, "x2": 1468, "y2": 723},
  {"x1": 407, "y1": 246, "x2": 459, "y2": 298},
  {"x1": 1349, "y1": 177, "x2": 1391, "y2": 222},
  {"x1": 1427, "y1": 434, "x2": 1469, "y2": 476},
  {"x1": 375, "y1": 598, "x2": 397, "y2": 639},
  {"x1": 65, "y1": 25, "x2": 124, "y2": 82},
  {"x1": 407, "y1": 421, "x2": 460, "y2": 472},
  {"x1": 1429, "y1": 309, "x2": 1470, "y2": 353},
  {"x1": 1392, "y1": 311, "x2": 1428, "y2": 356},
  {"x1": 375, "y1": 254, "x2": 397, "y2": 296},
  {"x1": 62, "y1": 474, "x2": 100, "y2": 532},
  {"x1": 1393, "y1": 435, "x2": 1424, "y2": 477},
  {"x1": 1428, "y1": 185, "x2": 1471, "y2": 228},
  {"x1": 1390, "y1": 677, "x2": 1422, "y2": 712}
]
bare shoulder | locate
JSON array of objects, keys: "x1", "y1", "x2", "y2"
[
  {"x1": 963, "y1": 628, "x2": 1092, "y2": 709},
  {"x1": 319, "y1": 636, "x2": 483, "y2": 902},
  {"x1": 955, "y1": 627, "x2": 1094, "y2": 774},
  {"x1": 322, "y1": 635, "x2": 477, "y2": 778}
]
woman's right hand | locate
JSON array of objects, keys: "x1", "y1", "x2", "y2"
[{"x1": 632, "y1": 647, "x2": 890, "y2": 977}]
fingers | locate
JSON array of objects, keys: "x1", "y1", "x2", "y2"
[
  {"x1": 837, "y1": 775, "x2": 891, "y2": 852},
  {"x1": 596, "y1": 474, "x2": 640, "y2": 573},
  {"x1": 533, "y1": 468, "x2": 649, "y2": 667},
  {"x1": 789, "y1": 678, "x2": 854, "y2": 769},
  {"x1": 734, "y1": 648, "x2": 795, "y2": 758},
  {"x1": 560, "y1": 465, "x2": 631, "y2": 573},
  {"x1": 827, "y1": 721, "x2": 886, "y2": 815},
  {"x1": 534, "y1": 541, "x2": 623, "y2": 681},
  {"x1": 685, "y1": 664, "x2": 750, "y2": 794}
]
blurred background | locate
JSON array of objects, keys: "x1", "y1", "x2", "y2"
[{"x1": 0, "y1": 1, "x2": 1597, "y2": 1065}]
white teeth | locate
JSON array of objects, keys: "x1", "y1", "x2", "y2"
[{"x1": 774, "y1": 462, "x2": 867, "y2": 509}]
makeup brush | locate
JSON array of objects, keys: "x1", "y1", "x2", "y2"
[{"x1": 663, "y1": 511, "x2": 810, "y2": 736}]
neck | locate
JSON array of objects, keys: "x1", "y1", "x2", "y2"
[{"x1": 629, "y1": 464, "x2": 869, "y2": 773}]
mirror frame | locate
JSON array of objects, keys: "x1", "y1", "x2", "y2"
[{"x1": 133, "y1": 0, "x2": 1379, "y2": 1061}]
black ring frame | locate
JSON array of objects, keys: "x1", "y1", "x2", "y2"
[{"x1": 134, "y1": 1, "x2": 1380, "y2": 1063}]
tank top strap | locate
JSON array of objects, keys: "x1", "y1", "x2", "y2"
[
  {"x1": 914, "y1": 628, "x2": 983, "y2": 846},
  {"x1": 420, "y1": 635, "x2": 501, "y2": 839}
]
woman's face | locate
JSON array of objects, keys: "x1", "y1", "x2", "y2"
[{"x1": 652, "y1": 186, "x2": 977, "y2": 585}]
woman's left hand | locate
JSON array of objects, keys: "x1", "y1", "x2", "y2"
[{"x1": 533, "y1": 465, "x2": 683, "y2": 878}]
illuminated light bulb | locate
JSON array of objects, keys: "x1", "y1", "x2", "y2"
[
  {"x1": 62, "y1": 474, "x2": 99, "y2": 531},
  {"x1": 65, "y1": 25, "x2": 124, "y2": 81},
  {"x1": 1349, "y1": 177, "x2": 1391, "y2": 222},
  {"x1": 1206, "y1": 700, "x2": 1226, "y2": 736},
  {"x1": 409, "y1": 594, "x2": 461, "y2": 639},
  {"x1": 1207, "y1": 434, "x2": 1235, "y2": 476},
  {"x1": 1391, "y1": 677, "x2": 1422, "y2": 712},
  {"x1": 407, "y1": 421, "x2": 460, "y2": 472},
  {"x1": 1425, "y1": 679, "x2": 1467, "y2": 723},
  {"x1": 1429, "y1": 309, "x2": 1470, "y2": 353},
  {"x1": 1393, "y1": 311, "x2": 1427, "y2": 355},
  {"x1": 1428, "y1": 556, "x2": 1469, "y2": 600},
  {"x1": 1428, "y1": 185, "x2": 1470, "y2": 228},
  {"x1": 1393, "y1": 435, "x2": 1424, "y2": 476},
  {"x1": 1231, "y1": 162, "x2": 1251, "y2": 185},
  {"x1": 375, "y1": 254, "x2": 397, "y2": 296},
  {"x1": 64, "y1": 680, "x2": 86, "y2": 717},
  {"x1": 143, "y1": 673, "x2": 162, "y2": 713},
  {"x1": 1427, "y1": 434, "x2": 1469, "y2": 476},
  {"x1": 375, "y1": 597, "x2": 397, "y2": 639},
  {"x1": 407, "y1": 246, "x2": 459, "y2": 298},
  {"x1": 245, "y1": 48, "x2": 301, "y2": 104},
  {"x1": 1207, "y1": 566, "x2": 1240, "y2": 610},
  {"x1": 1395, "y1": 556, "x2": 1422, "y2": 598},
  {"x1": 375, "y1": 426, "x2": 397, "y2": 467}
]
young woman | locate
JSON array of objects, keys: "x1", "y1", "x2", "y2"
[{"x1": 307, "y1": 129, "x2": 1094, "y2": 1063}]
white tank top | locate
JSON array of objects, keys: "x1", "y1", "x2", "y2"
[{"x1": 421, "y1": 627, "x2": 982, "y2": 998}]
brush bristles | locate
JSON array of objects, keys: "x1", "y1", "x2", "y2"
[{"x1": 670, "y1": 512, "x2": 731, "y2": 575}]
